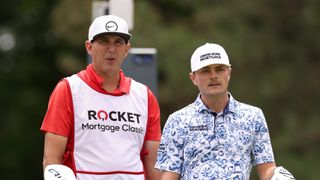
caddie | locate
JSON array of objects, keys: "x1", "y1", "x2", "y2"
[{"x1": 40, "y1": 15, "x2": 161, "y2": 180}]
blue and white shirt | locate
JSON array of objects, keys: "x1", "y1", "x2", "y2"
[{"x1": 155, "y1": 93, "x2": 274, "y2": 180}]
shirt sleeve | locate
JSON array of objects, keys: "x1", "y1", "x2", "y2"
[
  {"x1": 252, "y1": 108, "x2": 275, "y2": 166},
  {"x1": 144, "y1": 88, "x2": 161, "y2": 141},
  {"x1": 40, "y1": 79, "x2": 73, "y2": 137},
  {"x1": 155, "y1": 114, "x2": 184, "y2": 174}
]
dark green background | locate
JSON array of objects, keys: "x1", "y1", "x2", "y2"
[{"x1": 0, "y1": 0, "x2": 319, "y2": 179}]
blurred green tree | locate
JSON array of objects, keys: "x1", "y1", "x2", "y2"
[{"x1": 0, "y1": 0, "x2": 319, "y2": 179}]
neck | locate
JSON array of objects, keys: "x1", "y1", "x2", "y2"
[
  {"x1": 201, "y1": 92, "x2": 229, "y2": 113},
  {"x1": 101, "y1": 72, "x2": 120, "y2": 92}
]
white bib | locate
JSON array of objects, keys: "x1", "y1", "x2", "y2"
[{"x1": 67, "y1": 75, "x2": 148, "y2": 180}]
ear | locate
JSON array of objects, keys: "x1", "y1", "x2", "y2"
[
  {"x1": 228, "y1": 68, "x2": 232, "y2": 81},
  {"x1": 124, "y1": 43, "x2": 131, "y2": 58},
  {"x1": 189, "y1": 72, "x2": 198, "y2": 86},
  {"x1": 85, "y1": 41, "x2": 93, "y2": 55}
]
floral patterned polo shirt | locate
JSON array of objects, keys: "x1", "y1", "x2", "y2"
[{"x1": 155, "y1": 93, "x2": 274, "y2": 180}]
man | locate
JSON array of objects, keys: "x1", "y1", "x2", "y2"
[
  {"x1": 155, "y1": 43, "x2": 294, "y2": 179},
  {"x1": 41, "y1": 15, "x2": 161, "y2": 180}
]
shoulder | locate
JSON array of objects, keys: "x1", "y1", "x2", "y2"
[
  {"x1": 129, "y1": 78, "x2": 158, "y2": 102},
  {"x1": 237, "y1": 101, "x2": 262, "y2": 112},
  {"x1": 230, "y1": 97, "x2": 263, "y2": 116},
  {"x1": 50, "y1": 78, "x2": 71, "y2": 97},
  {"x1": 171, "y1": 103, "x2": 196, "y2": 116},
  {"x1": 230, "y1": 99, "x2": 268, "y2": 128},
  {"x1": 129, "y1": 78, "x2": 149, "y2": 93},
  {"x1": 166, "y1": 103, "x2": 196, "y2": 125}
]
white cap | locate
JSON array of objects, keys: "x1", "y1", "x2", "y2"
[
  {"x1": 88, "y1": 15, "x2": 131, "y2": 43},
  {"x1": 44, "y1": 164, "x2": 76, "y2": 180},
  {"x1": 190, "y1": 43, "x2": 231, "y2": 72}
]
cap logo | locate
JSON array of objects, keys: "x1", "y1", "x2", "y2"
[
  {"x1": 105, "y1": 21, "x2": 118, "y2": 32},
  {"x1": 200, "y1": 52, "x2": 221, "y2": 61}
]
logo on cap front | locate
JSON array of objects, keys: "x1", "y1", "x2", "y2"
[
  {"x1": 200, "y1": 52, "x2": 221, "y2": 61},
  {"x1": 105, "y1": 21, "x2": 118, "y2": 32}
]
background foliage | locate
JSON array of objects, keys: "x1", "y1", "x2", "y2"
[{"x1": 0, "y1": 0, "x2": 319, "y2": 179}]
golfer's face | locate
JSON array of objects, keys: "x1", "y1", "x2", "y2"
[
  {"x1": 191, "y1": 64, "x2": 231, "y2": 97},
  {"x1": 87, "y1": 34, "x2": 130, "y2": 75}
]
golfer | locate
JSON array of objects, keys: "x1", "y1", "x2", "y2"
[{"x1": 155, "y1": 43, "x2": 294, "y2": 180}]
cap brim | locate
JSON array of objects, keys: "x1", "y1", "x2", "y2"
[
  {"x1": 92, "y1": 32, "x2": 131, "y2": 43},
  {"x1": 192, "y1": 62, "x2": 231, "y2": 72}
]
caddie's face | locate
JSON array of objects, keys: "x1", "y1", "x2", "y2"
[
  {"x1": 85, "y1": 34, "x2": 130, "y2": 76},
  {"x1": 190, "y1": 64, "x2": 231, "y2": 98}
]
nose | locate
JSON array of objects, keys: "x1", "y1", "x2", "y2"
[
  {"x1": 106, "y1": 43, "x2": 116, "y2": 52},
  {"x1": 209, "y1": 70, "x2": 218, "y2": 79}
]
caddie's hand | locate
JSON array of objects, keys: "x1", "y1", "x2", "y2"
[
  {"x1": 271, "y1": 166, "x2": 295, "y2": 180},
  {"x1": 44, "y1": 164, "x2": 76, "y2": 180}
]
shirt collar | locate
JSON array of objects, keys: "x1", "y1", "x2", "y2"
[
  {"x1": 78, "y1": 64, "x2": 131, "y2": 95},
  {"x1": 194, "y1": 92, "x2": 238, "y2": 115}
]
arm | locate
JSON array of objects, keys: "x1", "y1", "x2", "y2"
[
  {"x1": 252, "y1": 109, "x2": 276, "y2": 179},
  {"x1": 141, "y1": 140, "x2": 161, "y2": 180},
  {"x1": 43, "y1": 132, "x2": 68, "y2": 169},
  {"x1": 143, "y1": 89, "x2": 161, "y2": 179},
  {"x1": 41, "y1": 79, "x2": 72, "y2": 169},
  {"x1": 160, "y1": 171, "x2": 180, "y2": 180},
  {"x1": 256, "y1": 162, "x2": 276, "y2": 180},
  {"x1": 155, "y1": 114, "x2": 184, "y2": 179}
]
